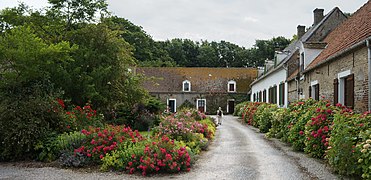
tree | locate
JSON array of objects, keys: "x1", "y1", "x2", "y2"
[{"x1": 47, "y1": 0, "x2": 108, "y2": 30}]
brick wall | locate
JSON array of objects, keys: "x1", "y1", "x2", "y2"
[{"x1": 302, "y1": 46, "x2": 368, "y2": 112}]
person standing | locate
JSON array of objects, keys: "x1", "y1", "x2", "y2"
[{"x1": 216, "y1": 107, "x2": 223, "y2": 125}]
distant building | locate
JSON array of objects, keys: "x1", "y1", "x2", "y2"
[
  {"x1": 302, "y1": 2, "x2": 371, "y2": 112},
  {"x1": 136, "y1": 67, "x2": 257, "y2": 114}
]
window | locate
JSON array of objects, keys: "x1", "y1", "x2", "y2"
[
  {"x1": 334, "y1": 70, "x2": 354, "y2": 108},
  {"x1": 300, "y1": 53, "x2": 304, "y2": 72},
  {"x1": 259, "y1": 91, "x2": 262, "y2": 102},
  {"x1": 167, "y1": 99, "x2": 177, "y2": 113},
  {"x1": 279, "y1": 83, "x2": 285, "y2": 106},
  {"x1": 182, "y1": 80, "x2": 191, "y2": 92},
  {"x1": 263, "y1": 89, "x2": 267, "y2": 102},
  {"x1": 309, "y1": 81, "x2": 319, "y2": 101},
  {"x1": 196, "y1": 99, "x2": 206, "y2": 113},
  {"x1": 228, "y1": 80, "x2": 236, "y2": 92},
  {"x1": 253, "y1": 93, "x2": 256, "y2": 102}
]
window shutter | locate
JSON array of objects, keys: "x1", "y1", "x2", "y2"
[
  {"x1": 283, "y1": 83, "x2": 285, "y2": 106},
  {"x1": 345, "y1": 74, "x2": 354, "y2": 109},
  {"x1": 333, "y1": 78, "x2": 339, "y2": 105},
  {"x1": 315, "y1": 84, "x2": 320, "y2": 101},
  {"x1": 309, "y1": 86, "x2": 312, "y2": 98}
]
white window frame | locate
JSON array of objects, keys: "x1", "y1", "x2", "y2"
[
  {"x1": 337, "y1": 70, "x2": 351, "y2": 105},
  {"x1": 196, "y1": 99, "x2": 206, "y2": 113},
  {"x1": 228, "y1": 80, "x2": 236, "y2": 92},
  {"x1": 310, "y1": 80, "x2": 319, "y2": 98},
  {"x1": 182, "y1": 80, "x2": 191, "y2": 92},
  {"x1": 167, "y1": 99, "x2": 177, "y2": 113}
]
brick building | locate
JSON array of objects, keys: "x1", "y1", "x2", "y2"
[
  {"x1": 286, "y1": 7, "x2": 347, "y2": 103},
  {"x1": 137, "y1": 67, "x2": 257, "y2": 114},
  {"x1": 302, "y1": 2, "x2": 371, "y2": 113}
]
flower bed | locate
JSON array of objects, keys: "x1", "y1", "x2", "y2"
[{"x1": 53, "y1": 108, "x2": 215, "y2": 176}]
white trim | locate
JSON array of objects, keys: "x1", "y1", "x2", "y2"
[
  {"x1": 182, "y1": 80, "x2": 191, "y2": 92},
  {"x1": 167, "y1": 99, "x2": 177, "y2": 113},
  {"x1": 337, "y1": 70, "x2": 351, "y2": 104},
  {"x1": 196, "y1": 99, "x2": 206, "y2": 113},
  {"x1": 227, "y1": 80, "x2": 236, "y2": 92},
  {"x1": 310, "y1": 80, "x2": 318, "y2": 86},
  {"x1": 338, "y1": 70, "x2": 351, "y2": 79}
]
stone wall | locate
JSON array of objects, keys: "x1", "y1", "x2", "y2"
[
  {"x1": 287, "y1": 80, "x2": 298, "y2": 104},
  {"x1": 151, "y1": 92, "x2": 248, "y2": 115},
  {"x1": 302, "y1": 46, "x2": 368, "y2": 112}
]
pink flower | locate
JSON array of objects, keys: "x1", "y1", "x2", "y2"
[
  {"x1": 299, "y1": 131, "x2": 304, "y2": 135},
  {"x1": 99, "y1": 154, "x2": 104, "y2": 159}
]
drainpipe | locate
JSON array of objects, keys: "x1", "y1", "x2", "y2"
[{"x1": 367, "y1": 39, "x2": 371, "y2": 111}]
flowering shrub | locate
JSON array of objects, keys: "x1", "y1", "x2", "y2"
[
  {"x1": 241, "y1": 102, "x2": 262, "y2": 126},
  {"x1": 254, "y1": 103, "x2": 277, "y2": 133},
  {"x1": 64, "y1": 104, "x2": 104, "y2": 131},
  {"x1": 234, "y1": 101, "x2": 249, "y2": 117},
  {"x1": 154, "y1": 110, "x2": 215, "y2": 154},
  {"x1": 266, "y1": 108, "x2": 290, "y2": 139},
  {"x1": 101, "y1": 135, "x2": 191, "y2": 176},
  {"x1": 68, "y1": 125, "x2": 145, "y2": 165},
  {"x1": 357, "y1": 129, "x2": 371, "y2": 179},
  {"x1": 326, "y1": 112, "x2": 370, "y2": 176},
  {"x1": 304, "y1": 101, "x2": 350, "y2": 158}
]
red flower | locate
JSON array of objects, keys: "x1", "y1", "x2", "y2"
[
  {"x1": 299, "y1": 131, "x2": 304, "y2": 135},
  {"x1": 99, "y1": 154, "x2": 104, "y2": 159}
]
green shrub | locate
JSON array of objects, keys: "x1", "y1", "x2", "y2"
[
  {"x1": 179, "y1": 100, "x2": 196, "y2": 110},
  {"x1": 267, "y1": 108, "x2": 290, "y2": 139},
  {"x1": 56, "y1": 131, "x2": 87, "y2": 167},
  {"x1": 101, "y1": 135, "x2": 191, "y2": 176},
  {"x1": 304, "y1": 101, "x2": 348, "y2": 159},
  {"x1": 234, "y1": 101, "x2": 249, "y2": 116},
  {"x1": 357, "y1": 129, "x2": 371, "y2": 179},
  {"x1": 254, "y1": 103, "x2": 277, "y2": 133},
  {"x1": 0, "y1": 81, "x2": 65, "y2": 161},
  {"x1": 288, "y1": 110, "x2": 314, "y2": 151},
  {"x1": 34, "y1": 132, "x2": 60, "y2": 162},
  {"x1": 327, "y1": 112, "x2": 370, "y2": 176}
]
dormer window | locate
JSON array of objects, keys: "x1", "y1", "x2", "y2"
[
  {"x1": 182, "y1": 80, "x2": 191, "y2": 92},
  {"x1": 228, "y1": 80, "x2": 236, "y2": 92}
]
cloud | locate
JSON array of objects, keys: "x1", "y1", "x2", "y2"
[
  {"x1": 243, "y1": 16, "x2": 259, "y2": 23},
  {"x1": 0, "y1": 0, "x2": 368, "y2": 48}
]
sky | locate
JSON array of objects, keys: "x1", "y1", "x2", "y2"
[{"x1": 0, "y1": 0, "x2": 368, "y2": 48}]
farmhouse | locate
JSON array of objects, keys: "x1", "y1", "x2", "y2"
[{"x1": 137, "y1": 67, "x2": 257, "y2": 114}]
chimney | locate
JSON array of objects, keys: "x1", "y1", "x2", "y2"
[
  {"x1": 313, "y1": 8, "x2": 324, "y2": 25},
  {"x1": 297, "y1": 25, "x2": 305, "y2": 39}
]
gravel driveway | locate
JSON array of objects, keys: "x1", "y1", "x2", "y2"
[{"x1": 0, "y1": 115, "x2": 344, "y2": 180}]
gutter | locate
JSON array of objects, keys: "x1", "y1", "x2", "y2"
[{"x1": 367, "y1": 39, "x2": 371, "y2": 111}]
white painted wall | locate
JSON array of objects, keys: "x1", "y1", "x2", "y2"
[
  {"x1": 299, "y1": 42, "x2": 323, "y2": 70},
  {"x1": 250, "y1": 67, "x2": 288, "y2": 107}
]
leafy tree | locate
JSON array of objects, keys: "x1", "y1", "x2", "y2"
[{"x1": 47, "y1": 0, "x2": 108, "y2": 30}]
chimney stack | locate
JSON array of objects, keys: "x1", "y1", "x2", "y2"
[
  {"x1": 297, "y1": 25, "x2": 305, "y2": 39},
  {"x1": 313, "y1": 8, "x2": 324, "y2": 25}
]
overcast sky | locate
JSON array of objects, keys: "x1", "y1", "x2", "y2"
[{"x1": 0, "y1": 0, "x2": 368, "y2": 48}]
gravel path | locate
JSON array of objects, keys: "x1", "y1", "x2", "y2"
[{"x1": 0, "y1": 115, "x2": 344, "y2": 180}]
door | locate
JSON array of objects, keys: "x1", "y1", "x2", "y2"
[
  {"x1": 228, "y1": 100, "x2": 235, "y2": 114},
  {"x1": 197, "y1": 99, "x2": 206, "y2": 113},
  {"x1": 168, "y1": 99, "x2": 176, "y2": 113}
]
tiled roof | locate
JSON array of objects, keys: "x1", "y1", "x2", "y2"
[
  {"x1": 305, "y1": 1, "x2": 371, "y2": 72},
  {"x1": 137, "y1": 67, "x2": 257, "y2": 93},
  {"x1": 287, "y1": 68, "x2": 299, "y2": 82}
]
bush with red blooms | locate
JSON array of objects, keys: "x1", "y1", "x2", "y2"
[
  {"x1": 304, "y1": 101, "x2": 349, "y2": 158},
  {"x1": 241, "y1": 102, "x2": 262, "y2": 126},
  {"x1": 64, "y1": 104, "x2": 104, "y2": 131},
  {"x1": 101, "y1": 135, "x2": 191, "y2": 176},
  {"x1": 76, "y1": 125, "x2": 144, "y2": 163}
]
